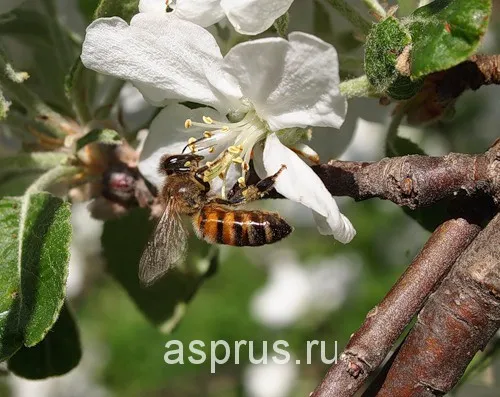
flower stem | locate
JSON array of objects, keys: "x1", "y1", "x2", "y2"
[
  {"x1": 362, "y1": 0, "x2": 387, "y2": 19},
  {"x1": 339, "y1": 75, "x2": 381, "y2": 98},
  {"x1": 25, "y1": 165, "x2": 81, "y2": 195},
  {"x1": 386, "y1": 103, "x2": 407, "y2": 155},
  {"x1": 324, "y1": 0, "x2": 372, "y2": 35},
  {"x1": 0, "y1": 48, "x2": 75, "y2": 139}
]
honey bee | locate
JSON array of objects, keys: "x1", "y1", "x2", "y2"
[{"x1": 139, "y1": 153, "x2": 293, "y2": 286}]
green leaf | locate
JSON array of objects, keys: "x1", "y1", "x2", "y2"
[
  {"x1": 386, "y1": 136, "x2": 426, "y2": 157},
  {"x1": 0, "y1": 9, "x2": 51, "y2": 40},
  {"x1": 406, "y1": 0, "x2": 492, "y2": 78},
  {"x1": 273, "y1": 12, "x2": 289, "y2": 37},
  {"x1": 78, "y1": 0, "x2": 101, "y2": 21},
  {"x1": 76, "y1": 128, "x2": 122, "y2": 151},
  {"x1": 0, "y1": 173, "x2": 41, "y2": 198},
  {"x1": 94, "y1": 0, "x2": 140, "y2": 22},
  {"x1": 0, "y1": 193, "x2": 72, "y2": 360},
  {"x1": 7, "y1": 303, "x2": 81, "y2": 379},
  {"x1": 365, "y1": 16, "x2": 423, "y2": 99},
  {"x1": 0, "y1": 153, "x2": 69, "y2": 181},
  {"x1": 102, "y1": 208, "x2": 218, "y2": 332}
]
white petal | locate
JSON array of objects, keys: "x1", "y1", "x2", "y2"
[
  {"x1": 263, "y1": 133, "x2": 355, "y2": 243},
  {"x1": 81, "y1": 14, "x2": 233, "y2": 112},
  {"x1": 223, "y1": 32, "x2": 346, "y2": 130},
  {"x1": 175, "y1": 0, "x2": 225, "y2": 27},
  {"x1": 220, "y1": 0, "x2": 294, "y2": 35},
  {"x1": 138, "y1": 104, "x2": 224, "y2": 187},
  {"x1": 139, "y1": 0, "x2": 167, "y2": 13}
]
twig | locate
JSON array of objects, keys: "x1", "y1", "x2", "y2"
[
  {"x1": 324, "y1": 0, "x2": 373, "y2": 35},
  {"x1": 375, "y1": 212, "x2": 500, "y2": 396},
  {"x1": 305, "y1": 138, "x2": 500, "y2": 208},
  {"x1": 310, "y1": 217, "x2": 481, "y2": 397}
]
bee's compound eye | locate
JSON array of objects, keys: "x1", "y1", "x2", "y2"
[{"x1": 160, "y1": 154, "x2": 202, "y2": 174}]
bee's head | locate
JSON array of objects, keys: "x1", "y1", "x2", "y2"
[{"x1": 159, "y1": 154, "x2": 204, "y2": 175}]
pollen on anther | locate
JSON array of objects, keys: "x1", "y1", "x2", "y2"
[
  {"x1": 232, "y1": 157, "x2": 243, "y2": 164},
  {"x1": 203, "y1": 131, "x2": 213, "y2": 138},
  {"x1": 188, "y1": 137, "x2": 197, "y2": 144},
  {"x1": 208, "y1": 146, "x2": 215, "y2": 153},
  {"x1": 228, "y1": 145, "x2": 243, "y2": 154},
  {"x1": 202, "y1": 116, "x2": 214, "y2": 124},
  {"x1": 238, "y1": 177, "x2": 246, "y2": 187},
  {"x1": 222, "y1": 126, "x2": 230, "y2": 132},
  {"x1": 184, "y1": 119, "x2": 192, "y2": 128}
]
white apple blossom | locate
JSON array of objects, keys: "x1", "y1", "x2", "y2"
[
  {"x1": 138, "y1": 0, "x2": 294, "y2": 35},
  {"x1": 81, "y1": 13, "x2": 355, "y2": 243}
]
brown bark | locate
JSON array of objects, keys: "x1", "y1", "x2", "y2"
[
  {"x1": 309, "y1": 138, "x2": 500, "y2": 209},
  {"x1": 310, "y1": 218, "x2": 481, "y2": 397},
  {"x1": 374, "y1": 213, "x2": 500, "y2": 396}
]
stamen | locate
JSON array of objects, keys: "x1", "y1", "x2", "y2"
[
  {"x1": 202, "y1": 116, "x2": 214, "y2": 124},
  {"x1": 203, "y1": 131, "x2": 213, "y2": 138},
  {"x1": 187, "y1": 137, "x2": 197, "y2": 144},
  {"x1": 208, "y1": 146, "x2": 215, "y2": 153},
  {"x1": 222, "y1": 126, "x2": 230, "y2": 132},
  {"x1": 232, "y1": 157, "x2": 243, "y2": 164},
  {"x1": 238, "y1": 177, "x2": 246, "y2": 187},
  {"x1": 184, "y1": 119, "x2": 192, "y2": 128},
  {"x1": 228, "y1": 145, "x2": 243, "y2": 154}
]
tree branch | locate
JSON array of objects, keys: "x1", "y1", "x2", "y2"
[
  {"x1": 374, "y1": 212, "x2": 500, "y2": 396},
  {"x1": 310, "y1": 217, "x2": 481, "y2": 397},
  {"x1": 307, "y1": 139, "x2": 500, "y2": 209}
]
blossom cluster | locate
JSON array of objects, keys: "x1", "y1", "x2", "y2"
[{"x1": 81, "y1": 0, "x2": 356, "y2": 243}]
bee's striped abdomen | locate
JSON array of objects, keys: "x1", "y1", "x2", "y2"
[{"x1": 193, "y1": 204, "x2": 292, "y2": 246}]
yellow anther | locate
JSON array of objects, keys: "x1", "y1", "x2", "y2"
[
  {"x1": 228, "y1": 145, "x2": 243, "y2": 154},
  {"x1": 237, "y1": 144, "x2": 244, "y2": 151},
  {"x1": 188, "y1": 137, "x2": 197, "y2": 144},
  {"x1": 218, "y1": 172, "x2": 226, "y2": 179},
  {"x1": 184, "y1": 119, "x2": 192, "y2": 128},
  {"x1": 221, "y1": 126, "x2": 230, "y2": 132},
  {"x1": 238, "y1": 177, "x2": 246, "y2": 187},
  {"x1": 205, "y1": 161, "x2": 213, "y2": 167},
  {"x1": 232, "y1": 157, "x2": 243, "y2": 164},
  {"x1": 208, "y1": 146, "x2": 215, "y2": 153},
  {"x1": 242, "y1": 162, "x2": 250, "y2": 172},
  {"x1": 202, "y1": 116, "x2": 214, "y2": 124},
  {"x1": 203, "y1": 131, "x2": 213, "y2": 138}
]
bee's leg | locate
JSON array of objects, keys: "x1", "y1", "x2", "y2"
[{"x1": 227, "y1": 165, "x2": 286, "y2": 205}]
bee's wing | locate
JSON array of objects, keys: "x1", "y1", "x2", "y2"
[{"x1": 139, "y1": 199, "x2": 188, "y2": 286}]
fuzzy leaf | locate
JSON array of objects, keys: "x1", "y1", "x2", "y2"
[
  {"x1": 76, "y1": 129, "x2": 122, "y2": 151},
  {"x1": 94, "y1": 0, "x2": 139, "y2": 22},
  {"x1": 102, "y1": 208, "x2": 218, "y2": 332},
  {"x1": 406, "y1": 0, "x2": 492, "y2": 78},
  {"x1": 0, "y1": 193, "x2": 72, "y2": 360},
  {"x1": 7, "y1": 303, "x2": 81, "y2": 379},
  {"x1": 365, "y1": 16, "x2": 422, "y2": 99},
  {"x1": 0, "y1": 153, "x2": 68, "y2": 181}
]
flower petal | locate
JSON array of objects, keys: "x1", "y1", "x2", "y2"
[
  {"x1": 175, "y1": 0, "x2": 225, "y2": 27},
  {"x1": 223, "y1": 32, "x2": 347, "y2": 130},
  {"x1": 262, "y1": 133, "x2": 355, "y2": 243},
  {"x1": 220, "y1": 0, "x2": 294, "y2": 35},
  {"x1": 138, "y1": 104, "x2": 224, "y2": 187},
  {"x1": 139, "y1": 0, "x2": 167, "y2": 13},
  {"x1": 81, "y1": 14, "x2": 233, "y2": 112}
]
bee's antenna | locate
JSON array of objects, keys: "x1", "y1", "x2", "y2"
[{"x1": 182, "y1": 136, "x2": 207, "y2": 154}]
